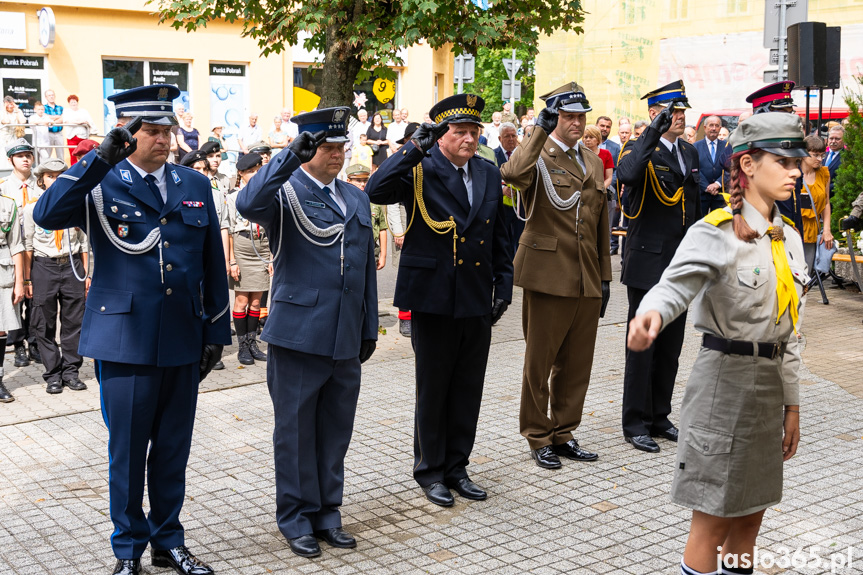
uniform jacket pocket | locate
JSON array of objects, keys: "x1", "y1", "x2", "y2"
[
  {"x1": 272, "y1": 284, "x2": 319, "y2": 307},
  {"x1": 86, "y1": 287, "x2": 133, "y2": 315},
  {"x1": 180, "y1": 207, "x2": 209, "y2": 228},
  {"x1": 629, "y1": 238, "x2": 662, "y2": 254},
  {"x1": 737, "y1": 265, "x2": 768, "y2": 290},
  {"x1": 519, "y1": 231, "x2": 558, "y2": 252},
  {"x1": 683, "y1": 425, "x2": 734, "y2": 486},
  {"x1": 400, "y1": 254, "x2": 437, "y2": 269}
]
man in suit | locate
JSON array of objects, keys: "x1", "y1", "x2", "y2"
[
  {"x1": 494, "y1": 122, "x2": 522, "y2": 256},
  {"x1": 33, "y1": 85, "x2": 230, "y2": 575},
  {"x1": 694, "y1": 115, "x2": 730, "y2": 216},
  {"x1": 825, "y1": 125, "x2": 844, "y2": 198},
  {"x1": 500, "y1": 82, "x2": 611, "y2": 470},
  {"x1": 367, "y1": 94, "x2": 513, "y2": 507},
  {"x1": 236, "y1": 107, "x2": 377, "y2": 559},
  {"x1": 618, "y1": 80, "x2": 700, "y2": 454}
]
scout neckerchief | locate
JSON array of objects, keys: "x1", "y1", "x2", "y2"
[
  {"x1": 765, "y1": 224, "x2": 799, "y2": 330},
  {"x1": 54, "y1": 230, "x2": 63, "y2": 250}
]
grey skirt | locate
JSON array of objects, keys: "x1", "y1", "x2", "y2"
[
  {"x1": 230, "y1": 233, "x2": 271, "y2": 292},
  {"x1": 671, "y1": 347, "x2": 786, "y2": 517}
]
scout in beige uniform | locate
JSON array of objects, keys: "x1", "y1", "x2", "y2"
[
  {"x1": 0, "y1": 182, "x2": 26, "y2": 402},
  {"x1": 628, "y1": 113, "x2": 807, "y2": 575},
  {"x1": 24, "y1": 158, "x2": 90, "y2": 394},
  {"x1": 500, "y1": 82, "x2": 611, "y2": 469}
]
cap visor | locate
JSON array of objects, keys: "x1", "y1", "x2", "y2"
[
  {"x1": 558, "y1": 104, "x2": 592, "y2": 113},
  {"x1": 768, "y1": 148, "x2": 809, "y2": 158},
  {"x1": 325, "y1": 136, "x2": 350, "y2": 143}
]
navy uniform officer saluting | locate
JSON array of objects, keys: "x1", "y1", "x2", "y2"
[
  {"x1": 32, "y1": 84, "x2": 231, "y2": 575},
  {"x1": 627, "y1": 112, "x2": 807, "y2": 575},
  {"x1": 236, "y1": 107, "x2": 378, "y2": 559}
]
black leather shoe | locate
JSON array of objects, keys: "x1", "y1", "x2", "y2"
[
  {"x1": 530, "y1": 445, "x2": 562, "y2": 469},
  {"x1": 314, "y1": 527, "x2": 356, "y2": 549},
  {"x1": 625, "y1": 434, "x2": 660, "y2": 453},
  {"x1": 421, "y1": 482, "x2": 454, "y2": 507},
  {"x1": 151, "y1": 545, "x2": 214, "y2": 574},
  {"x1": 399, "y1": 319, "x2": 411, "y2": 337},
  {"x1": 652, "y1": 426, "x2": 679, "y2": 442},
  {"x1": 247, "y1": 336, "x2": 267, "y2": 361},
  {"x1": 0, "y1": 381, "x2": 13, "y2": 403},
  {"x1": 13, "y1": 345, "x2": 29, "y2": 367},
  {"x1": 446, "y1": 477, "x2": 487, "y2": 501},
  {"x1": 63, "y1": 378, "x2": 88, "y2": 391},
  {"x1": 29, "y1": 345, "x2": 42, "y2": 364},
  {"x1": 288, "y1": 534, "x2": 321, "y2": 558},
  {"x1": 552, "y1": 439, "x2": 599, "y2": 462},
  {"x1": 212, "y1": 360, "x2": 225, "y2": 371},
  {"x1": 46, "y1": 380, "x2": 63, "y2": 394},
  {"x1": 112, "y1": 559, "x2": 141, "y2": 575}
]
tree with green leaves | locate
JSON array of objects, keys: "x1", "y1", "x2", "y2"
[
  {"x1": 153, "y1": 0, "x2": 584, "y2": 108},
  {"x1": 460, "y1": 46, "x2": 535, "y2": 122},
  {"x1": 832, "y1": 75, "x2": 862, "y2": 233}
]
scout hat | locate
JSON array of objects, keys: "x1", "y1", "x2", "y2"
[
  {"x1": 180, "y1": 149, "x2": 208, "y2": 167},
  {"x1": 108, "y1": 84, "x2": 181, "y2": 125},
  {"x1": 641, "y1": 79, "x2": 691, "y2": 109},
  {"x1": 396, "y1": 122, "x2": 420, "y2": 145},
  {"x1": 236, "y1": 152, "x2": 263, "y2": 172},
  {"x1": 345, "y1": 164, "x2": 370, "y2": 178},
  {"x1": 5, "y1": 138, "x2": 33, "y2": 157},
  {"x1": 539, "y1": 82, "x2": 592, "y2": 113},
  {"x1": 429, "y1": 94, "x2": 484, "y2": 126},
  {"x1": 33, "y1": 158, "x2": 68, "y2": 176},
  {"x1": 248, "y1": 141, "x2": 272, "y2": 155},
  {"x1": 291, "y1": 107, "x2": 350, "y2": 143},
  {"x1": 746, "y1": 81, "x2": 795, "y2": 114},
  {"x1": 199, "y1": 141, "x2": 221, "y2": 155},
  {"x1": 727, "y1": 112, "x2": 808, "y2": 158},
  {"x1": 72, "y1": 139, "x2": 99, "y2": 157}
]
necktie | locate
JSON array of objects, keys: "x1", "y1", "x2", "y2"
[
  {"x1": 826, "y1": 151, "x2": 833, "y2": 166},
  {"x1": 324, "y1": 185, "x2": 343, "y2": 215},
  {"x1": 766, "y1": 226, "x2": 799, "y2": 331},
  {"x1": 506, "y1": 151, "x2": 511, "y2": 160},
  {"x1": 211, "y1": 176, "x2": 219, "y2": 191},
  {"x1": 54, "y1": 230, "x2": 63, "y2": 251},
  {"x1": 709, "y1": 140, "x2": 716, "y2": 163},
  {"x1": 21, "y1": 183, "x2": 29, "y2": 207},
  {"x1": 458, "y1": 168, "x2": 472, "y2": 207},
  {"x1": 144, "y1": 174, "x2": 164, "y2": 208},
  {"x1": 565, "y1": 149, "x2": 584, "y2": 177}
]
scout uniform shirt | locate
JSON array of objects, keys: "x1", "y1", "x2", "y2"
[
  {"x1": 209, "y1": 172, "x2": 231, "y2": 231},
  {"x1": 370, "y1": 203, "x2": 388, "y2": 263},
  {"x1": 0, "y1": 174, "x2": 40, "y2": 216},
  {"x1": 23, "y1": 202, "x2": 89, "y2": 258}
]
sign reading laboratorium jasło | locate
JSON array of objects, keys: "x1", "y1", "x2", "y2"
[{"x1": 149, "y1": 62, "x2": 189, "y2": 91}]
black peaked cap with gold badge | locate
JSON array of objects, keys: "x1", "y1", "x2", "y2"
[{"x1": 429, "y1": 94, "x2": 485, "y2": 126}]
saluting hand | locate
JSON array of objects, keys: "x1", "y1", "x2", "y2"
[
  {"x1": 650, "y1": 102, "x2": 675, "y2": 135},
  {"x1": 627, "y1": 311, "x2": 662, "y2": 351},
  {"x1": 535, "y1": 107, "x2": 558, "y2": 136},
  {"x1": 288, "y1": 130, "x2": 326, "y2": 164},
  {"x1": 411, "y1": 120, "x2": 450, "y2": 154},
  {"x1": 97, "y1": 116, "x2": 142, "y2": 166}
]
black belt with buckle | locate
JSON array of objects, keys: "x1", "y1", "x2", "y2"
[
  {"x1": 35, "y1": 254, "x2": 79, "y2": 265},
  {"x1": 702, "y1": 333, "x2": 786, "y2": 360}
]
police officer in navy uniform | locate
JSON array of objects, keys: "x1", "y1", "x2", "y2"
[
  {"x1": 617, "y1": 80, "x2": 700, "y2": 454},
  {"x1": 33, "y1": 85, "x2": 230, "y2": 575},
  {"x1": 236, "y1": 107, "x2": 378, "y2": 559},
  {"x1": 366, "y1": 94, "x2": 514, "y2": 507}
]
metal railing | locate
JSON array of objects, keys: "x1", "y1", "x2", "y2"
[{"x1": 0, "y1": 122, "x2": 98, "y2": 163}]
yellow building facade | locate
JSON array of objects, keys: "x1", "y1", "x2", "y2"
[
  {"x1": 536, "y1": 0, "x2": 863, "y2": 125},
  {"x1": 0, "y1": 0, "x2": 452, "y2": 138}
]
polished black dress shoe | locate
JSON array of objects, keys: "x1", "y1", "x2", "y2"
[
  {"x1": 625, "y1": 434, "x2": 660, "y2": 453},
  {"x1": 46, "y1": 380, "x2": 63, "y2": 394},
  {"x1": 288, "y1": 534, "x2": 322, "y2": 558},
  {"x1": 63, "y1": 378, "x2": 88, "y2": 391},
  {"x1": 552, "y1": 439, "x2": 599, "y2": 461},
  {"x1": 112, "y1": 559, "x2": 141, "y2": 575},
  {"x1": 151, "y1": 545, "x2": 214, "y2": 574},
  {"x1": 13, "y1": 345, "x2": 29, "y2": 367},
  {"x1": 652, "y1": 426, "x2": 679, "y2": 442},
  {"x1": 314, "y1": 527, "x2": 357, "y2": 549},
  {"x1": 446, "y1": 477, "x2": 487, "y2": 500},
  {"x1": 530, "y1": 445, "x2": 562, "y2": 469},
  {"x1": 212, "y1": 360, "x2": 225, "y2": 371},
  {"x1": 421, "y1": 482, "x2": 454, "y2": 507}
]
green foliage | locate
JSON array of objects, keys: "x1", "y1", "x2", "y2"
[
  {"x1": 151, "y1": 0, "x2": 584, "y2": 107},
  {"x1": 459, "y1": 46, "x2": 535, "y2": 122},
  {"x1": 832, "y1": 75, "x2": 863, "y2": 233}
]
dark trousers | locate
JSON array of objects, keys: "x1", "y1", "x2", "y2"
[
  {"x1": 502, "y1": 202, "x2": 525, "y2": 259},
  {"x1": 411, "y1": 311, "x2": 491, "y2": 487},
  {"x1": 700, "y1": 192, "x2": 727, "y2": 217},
  {"x1": 609, "y1": 198, "x2": 621, "y2": 250},
  {"x1": 268, "y1": 345, "x2": 361, "y2": 540},
  {"x1": 7, "y1": 299, "x2": 35, "y2": 348},
  {"x1": 621, "y1": 286, "x2": 687, "y2": 437},
  {"x1": 30, "y1": 256, "x2": 85, "y2": 383},
  {"x1": 96, "y1": 360, "x2": 199, "y2": 559}
]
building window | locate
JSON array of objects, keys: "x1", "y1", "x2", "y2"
[
  {"x1": 102, "y1": 59, "x2": 189, "y2": 132},
  {"x1": 670, "y1": 0, "x2": 688, "y2": 20},
  {"x1": 726, "y1": 0, "x2": 749, "y2": 13}
]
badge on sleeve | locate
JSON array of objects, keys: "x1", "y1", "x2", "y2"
[
  {"x1": 120, "y1": 170, "x2": 133, "y2": 184},
  {"x1": 171, "y1": 170, "x2": 181, "y2": 184},
  {"x1": 117, "y1": 224, "x2": 129, "y2": 238}
]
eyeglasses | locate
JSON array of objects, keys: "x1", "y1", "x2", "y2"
[{"x1": 807, "y1": 152, "x2": 826, "y2": 160}]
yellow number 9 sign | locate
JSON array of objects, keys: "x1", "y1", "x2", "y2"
[{"x1": 373, "y1": 78, "x2": 395, "y2": 104}]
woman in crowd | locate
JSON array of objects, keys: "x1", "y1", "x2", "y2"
[
  {"x1": 268, "y1": 115, "x2": 289, "y2": 155},
  {"x1": 176, "y1": 112, "x2": 200, "y2": 163},
  {"x1": 1, "y1": 97, "x2": 26, "y2": 169},
  {"x1": 797, "y1": 135, "x2": 834, "y2": 273},
  {"x1": 208, "y1": 123, "x2": 229, "y2": 161},
  {"x1": 628, "y1": 113, "x2": 806, "y2": 575},
  {"x1": 581, "y1": 125, "x2": 614, "y2": 190},
  {"x1": 365, "y1": 112, "x2": 389, "y2": 171},
  {"x1": 226, "y1": 153, "x2": 271, "y2": 365},
  {"x1": 63, "y1": 95, "x2": 95, "y2": 165}
]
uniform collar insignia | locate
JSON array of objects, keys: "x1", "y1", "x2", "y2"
[
  {"x1": 171, "y1": 170, "x2": 181, "y2": 184},
  {"x1": 120, "y1": 169, "x2": 132, "y2": 183}
]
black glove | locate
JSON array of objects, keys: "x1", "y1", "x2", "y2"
[
  {"x1": 535, "y1": 107, "x2": 558, "y2": 136},
  {"x1": 199, "y1": 343, "x2": 224, "y2": 382},
  {"x1": 650, "y1": 102, "x2": 675, "y2": 135},
  {"x1": 841, "y1": 215, "x2": 861, "y2": 231},
  {"x1": 359, "y1": 339, "x2": 376, "y2": 363},
  {"x1": 288, "y1": 130, "x2": 326, "y2": 164},
  {"x1": 491, "y1": 299, "x2": 509, "y2": 325},
  {"x1": 96, "y1": 116, "x2": 142, "y2": 166},
  {"x1": 599, "y1": 281, "x2": 611, "y2": 318},
  {"x1": 411, "y1": 120, "x2": 450, "y2": 154}
]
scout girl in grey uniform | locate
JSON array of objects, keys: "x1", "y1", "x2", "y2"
[
  {"x1": 628, "y1": 113, "x2": 808, "y2": 575},
  {"x1": 227, "y1": 153, "x2": 271, "y2": 365},
  {"x1": 0, "y1": 184, "x2": 25, "y2": 402}
]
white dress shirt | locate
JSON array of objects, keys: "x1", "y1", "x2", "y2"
[
  {"x1": 301, "y1": 168, "x2": 346, "y2": 214},
  {"x1": 128, "y1": 161, "x2": 168, "y2": 203}
]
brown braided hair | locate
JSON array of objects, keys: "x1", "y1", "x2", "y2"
[{"x1": 728, "y1": 150, "x2": 763, "y2": 242}]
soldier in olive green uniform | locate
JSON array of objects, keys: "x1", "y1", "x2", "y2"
[{"x1": 345, "y1": 164, "x2": 388, "y2": 269}]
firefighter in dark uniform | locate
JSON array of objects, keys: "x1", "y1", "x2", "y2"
[
  {"x1": 33, "y1": 85, "x2": 230, "y2": 575},
  {"x1": 366, "y1": 94, "x2": 514, "y2": 508},
  {"x1": 618, "y1": 80, "x2": 701, "y2": 454}
]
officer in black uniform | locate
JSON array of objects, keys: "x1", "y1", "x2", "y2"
[
  {"x1": 366, "y1": 94, "x2": 513, "y2": 507},
  {"x1": 618, "y1": 80, "x2": 701, "y2": 454}
]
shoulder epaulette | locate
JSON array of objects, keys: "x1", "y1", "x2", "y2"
[
  {"x1": 703, "y1": 208, "x2": 733, "y2": 227},
  {"x1": 781, "y1": 215, "x2": 795, "y2": 227}
]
